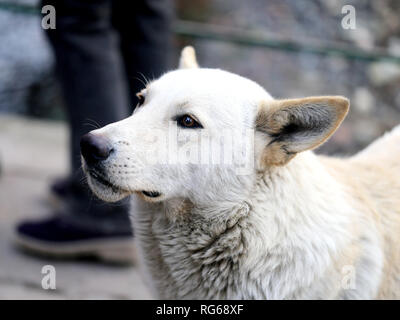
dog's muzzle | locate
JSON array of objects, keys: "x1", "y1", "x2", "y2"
[{"x1": 80, "y1": 132, "x2": 163, "y2": 201}]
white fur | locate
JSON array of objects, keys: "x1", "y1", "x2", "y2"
[{"x1": 82, "y1": 48, "x2": 399, "y2": 299}]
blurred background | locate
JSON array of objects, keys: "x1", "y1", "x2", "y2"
[{"x1": 0, "y1": 0, "x2": 399, "y2": 299}]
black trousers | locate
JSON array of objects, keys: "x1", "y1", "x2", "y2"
[{"x1": 43, "y1": 0, "x2": 172, "y2": 231}]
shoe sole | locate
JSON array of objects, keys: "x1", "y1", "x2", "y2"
[{"x1": 14, "y1": 233, "x2": 137, "y2": 265}]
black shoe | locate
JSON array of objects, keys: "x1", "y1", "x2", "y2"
[
  {"x1": 48, "y1": 176, "x2": 85, "y2": 209},
  {"x1": 15, "y1": 215, "x2": 136, "y2": 264},
  {"x1": 50, "y1": 176, "x2": 75, "y2": 198}
]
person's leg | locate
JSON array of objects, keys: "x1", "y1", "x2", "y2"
[
  {"x1": 15, "y1": 0, "x2": 133, "y2": 263},
  {"x1": 44, "y1": 0, "x2": 132, "y2": 226},
  {"x1": 112, "y1": 0, "x2": 173, "y2": 108},
  {"x1": 47, "y1": 0, "x2": 130, "y2": 176}
]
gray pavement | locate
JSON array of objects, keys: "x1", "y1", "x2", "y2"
[{"x1": 0, "y1": 115, "x2": 152, "y2": 299}]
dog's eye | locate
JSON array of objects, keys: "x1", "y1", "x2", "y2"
[
  {"x1": 136, "y1": 92, "x2": 146, "y2": 107},
  {"x1": 176, "y1": 114, "x2": 203, "y2": 129}
]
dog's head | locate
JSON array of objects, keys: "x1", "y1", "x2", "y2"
[{"x1": 81, "y1": 47, "x2": 349, "y2": 206}]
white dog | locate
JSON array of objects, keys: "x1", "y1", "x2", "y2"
[{"x1": 81, "y1": 47, "x2": 400, "y2": 299}]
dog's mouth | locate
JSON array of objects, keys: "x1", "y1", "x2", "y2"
[
  {"x1": 87, "y1": 167, "x2": 162, "y2": 201},
  {"x1": 89, "y1": 169, "x2": 125, "y2": 193},
  {"x1": 90, "y1": 169, "x2": 161, "y2": 198},
  {"x1": 141, "y1": 190, "x2": 161, "y2": 198}
]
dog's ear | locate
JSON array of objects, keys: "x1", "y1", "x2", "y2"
[
  {"x1": 256, "y1": 96, "x2": 349, "y2": 166},
  {"x1": 179, "y1": 46, "x2": 199, "y2": 69}
]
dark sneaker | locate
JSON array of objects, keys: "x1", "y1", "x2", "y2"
[
  {"x1": 47, "y1": 176, "x2": 85, "y2": 209},
  {"x1": 50, "y1": 176, "x2": 75, "y2": 198},
  {"x1": 15, "y1": 215, "x2": 136, "y2": 264}
]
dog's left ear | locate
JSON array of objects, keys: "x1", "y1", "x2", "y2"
[
  {"x1": 179, "y1": 46, "x2": 199, "y2": 69},
  {"x1": 256, "y1": 96, "x2": 349, "y2": 167}
]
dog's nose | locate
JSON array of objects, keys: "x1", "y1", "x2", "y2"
[{"x1": 80, "y1": 133, "x2": 113, "y2": 165}]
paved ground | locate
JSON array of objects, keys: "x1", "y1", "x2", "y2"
[{"x1": 0, "y1": 115, "x2": 151, "y2": 299}]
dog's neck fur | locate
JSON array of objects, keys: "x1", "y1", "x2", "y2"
[{"x1": 132, "y1": 151, "x2": 381, "y2": 299}]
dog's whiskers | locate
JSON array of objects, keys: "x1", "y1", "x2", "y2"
[{"x1": 84, "y1": 118, "x2": 101, "y2": 130}]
